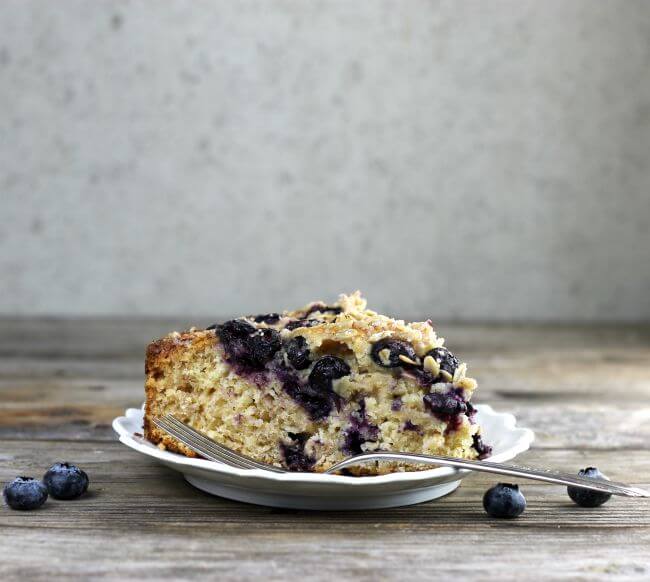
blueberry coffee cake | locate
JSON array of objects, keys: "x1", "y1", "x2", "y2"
[{"x1": 144, "y1": 292, "x2": 491, "y2": 474}]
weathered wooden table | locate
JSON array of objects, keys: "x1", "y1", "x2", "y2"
[{"x1": 1, "y1": 318, "x2": 649, "y2": 580}]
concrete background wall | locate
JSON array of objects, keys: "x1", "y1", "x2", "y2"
[{"x1": 1, "y1": 1, "x2": 650, "y2": 321}]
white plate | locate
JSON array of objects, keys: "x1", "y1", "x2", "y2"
[{"x1": 113, "y1": 404, "x2": 534, "y2": 510}]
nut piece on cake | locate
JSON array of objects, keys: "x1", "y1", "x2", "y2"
[{"x1": 144, "y1": 292, "x2": 491, "y2": 474}]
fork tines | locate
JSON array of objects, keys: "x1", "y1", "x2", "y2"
[{"x1": 152, "y1": 415, "x2": 285, "y2": 473}]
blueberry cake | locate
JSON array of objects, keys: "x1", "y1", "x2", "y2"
[{"x1": 144, "y1": 292, "x2": 491, "y2": 474}]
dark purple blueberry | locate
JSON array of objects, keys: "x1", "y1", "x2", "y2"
[
  {"x1": 269, "y1": 360, "x2": 334, "y2": 420},
  {"x1": 271, "y1": 352, "x2": 348, "y2": 422},
  {"x1": 42, "y1": 462, "x2": 89, "y2": 500},
  {"x1": 423, "y1": 390, "x2": 467, "y2": 418},
  {"x1": 285, "y1": 318, "x2": 322, "y2": 331},
  {"x1": 252, "y1": 313, "x2": 281, "y2": 324},
  {"x1": 247, "y1": 328, "x2": 282, "y2": 366},
  {"x1": 286, "y1": 336, "x2": 311, "y2": 370},
  {"x1": 217, "y1": 318, "x2": 256, "y2": 339},
  {"x1": 425, "y1": 347, "x2": 459, "y2": 376},
  {"x1": 216, "y1": 319, "x2": 281, "y2": 370},
  {"x1": 370, "y1": 338, "x2": 418, "y2": 368},
  {"x1": 341, "y1": 400, "x2": 379, "y2": 455},
  {"x1": 304, "y1": 303, "x2": 342, "y2": 317},
  {"x1": 391, "y1": 397, "x2": 402, "y2": 411},
  {"x1": 567, "y1": 467, "x2": 612, "y2": 507},
  {"x1": 308, "y1": 356, "x2": 351, "y2": 392},
  {"x1": 280, "y1": 432, "x2": 316, "y2": 472},
  {"x1": 283, "y1": 375, "x2": 334, "y2": 420},
  {"x1": 472, "y1": 433, "x2": 492, "y2": 459},
  {"x1": 3, "y1": 477, "x2": 48, "y2": 510},
  {"x1": 403, "y1": 420, "x2": 420, "y2": 432},
  {"x1": 205, "y1": 323, "x2": 217, "y2": 330},
  {"x1": 483, "y1": 483, "x2": 526, "y2": 518}
]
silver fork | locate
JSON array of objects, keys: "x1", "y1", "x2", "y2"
[{"x1": 153, "y1": 415, "x2": 650, "y2": 498}]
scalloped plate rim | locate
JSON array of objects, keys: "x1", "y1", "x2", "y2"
[{"x1": 112, "y1": 403, "x2": 534, "y2": 488}]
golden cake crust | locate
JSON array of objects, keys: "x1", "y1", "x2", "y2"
[{"x1": 144, "y1": 331, "x2": 216, "y2": 457}]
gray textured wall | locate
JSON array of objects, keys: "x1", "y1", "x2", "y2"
[{"x1": 2, "y1": 1, "x2": 650, "y2": 321}]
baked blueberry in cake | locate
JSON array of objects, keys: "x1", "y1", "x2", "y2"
[{"x1": 144, "y1": 292, "x2": 491, "y2": 474}]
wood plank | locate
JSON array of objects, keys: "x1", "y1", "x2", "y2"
[
  {"x1": 0, "y1": 441, "x2": 648, "y2": 581},
  {"x1": 1, "y1": 526, "x2": 649, "y2": 582},
  {"x1": 0, "y1": 356, "x2": 144, "y2": 380},
  {"x1": 1, "y1": 317, "x2": 649, "y2": 358}
]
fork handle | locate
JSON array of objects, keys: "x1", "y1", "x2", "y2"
[{"x1": 325, "y1": 452, "x2": 649, "y2": 498}]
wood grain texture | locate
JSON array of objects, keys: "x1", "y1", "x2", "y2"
[{"x1": 1, "y1": 318, "x2": 649, "y2": 581}]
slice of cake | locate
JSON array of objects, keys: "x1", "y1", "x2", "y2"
[{"x1": 144, "y1": 292, "x2": 491, "y2": 474}]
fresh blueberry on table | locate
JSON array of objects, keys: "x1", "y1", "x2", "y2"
[
  {"x1": 483, "y1": 483, "x2": 526, "y2": 518},
  {"x1": 3, "y1": 476, "x2": 48, "y2": 510},
  {"x1": 43, "y1": 462, "x2": 89, "y2": 500},
  {"x1": 567, "y1": 467, "x2": 612, "y2": 507}
]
